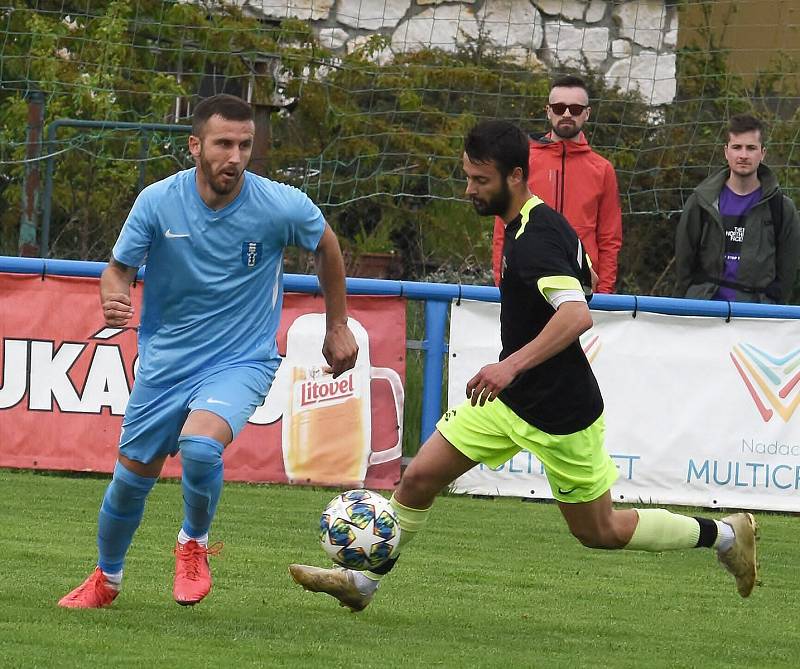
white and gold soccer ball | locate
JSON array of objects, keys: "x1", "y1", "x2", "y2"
[{"x1": 319, "y1": 489, "x2": 401, "y2": 571}]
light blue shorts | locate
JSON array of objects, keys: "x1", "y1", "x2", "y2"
[{"x1": 119, "y1": 361, "x2": 277, "y2": 464}]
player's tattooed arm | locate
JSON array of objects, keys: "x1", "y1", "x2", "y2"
[{"x1": 100, "y1": 257, "x2": 139, "y2": 327}]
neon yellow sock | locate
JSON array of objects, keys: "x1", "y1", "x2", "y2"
[
  {"x1": 624, "y1": 508, "x2": 701, "y2": 551},
  {"x1": 363, "y1": 494, "x2": 430, "y2": 581}
]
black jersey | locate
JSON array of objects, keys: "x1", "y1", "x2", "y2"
[{"x1": 497, "y1": 196, "x2": 604, "y2": 434}]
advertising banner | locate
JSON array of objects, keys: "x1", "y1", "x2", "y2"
[
  {"x1": 0, "y1": 272, "x2": 405, "y2": 489},
  {"x1": 449, "y1": 300, "x2": 800, "y2": 512}
]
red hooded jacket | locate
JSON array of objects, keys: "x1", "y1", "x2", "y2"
[{"x1": 492, "y1": 132, "x2": 622, "y2": 292}]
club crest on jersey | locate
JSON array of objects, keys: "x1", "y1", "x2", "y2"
[{"x1": 242, "y1": 241, "x2": 262, "y2": 268}]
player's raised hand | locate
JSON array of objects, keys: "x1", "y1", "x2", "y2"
[
  {"x1": 466, "y1": 360, "x2": 517, "y2": 406},
  {"x1": 322, "y1": 322, "x2": 359, "y2": 378},
  {"x1": 102, "y1": 293, "x2": 134, "y2": 327}
]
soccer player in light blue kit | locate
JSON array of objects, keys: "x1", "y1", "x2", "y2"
[{"x1": 59, "y1": 94, "x2": 358, "y2": 609}]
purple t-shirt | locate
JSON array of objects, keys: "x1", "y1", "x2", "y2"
[{"x1": 715, "y1": 185, "x2": 762, "y2": 301}]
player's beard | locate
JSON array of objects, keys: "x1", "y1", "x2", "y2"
[
  {"x1": 471, "y1": 180, "x2": 512, "y2": 217},
  {"x1": 198, "y1": 155, "x2": 243, "y2": 196},
  {"x1": 552, "y1": 119, "x2": 582, "y2": 140}
]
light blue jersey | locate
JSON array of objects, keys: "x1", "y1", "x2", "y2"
[{"x1": 113, "y1": 168, "x2": 325, "y2": 386}]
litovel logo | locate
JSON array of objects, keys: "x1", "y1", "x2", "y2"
[{"x1": 730, "y1": 343, "x2": 800, "y2": 422}]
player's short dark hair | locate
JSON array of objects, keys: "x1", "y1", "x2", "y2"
[
  {"x1": 464, "y1": 120, "x2": 529, "y2": 180},
  {"x1": 727, "y1": 114, "x2": 766, "y2": 145},
  {"x1": 550, "y1": 75, "x2": 589, "y2": 97},
  {"x1": 192, "y1": 94, "x2": 254, "y2": 136}
]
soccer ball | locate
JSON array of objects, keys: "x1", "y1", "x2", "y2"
[{"x1": 319, "y1": 489, "x2": 401, "y2": 571}]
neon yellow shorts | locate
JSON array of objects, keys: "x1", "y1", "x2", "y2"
[{"x1": 436, "y1": 398, "x2": 617, "y2": 503}]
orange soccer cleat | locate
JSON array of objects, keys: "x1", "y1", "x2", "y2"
[
  {"x1": 58, "y1": 568, "x2": 119, "y2": 609},
  {"x1": 173, "y1": 539, "x2": 223, "y2": 606}
]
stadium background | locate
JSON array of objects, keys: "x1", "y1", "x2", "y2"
[
  {"x1": 1, "y1": 0, "x2": 798, "y2": 296},
  {"x1": 1, "y1": 6, "x2": 800, "y2": 666}
]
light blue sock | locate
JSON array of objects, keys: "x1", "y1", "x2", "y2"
[
  {"x1": 97, "y1": 461, "x2": 158, "y2": 574},
  {"x1": 179, "y1": 435, "x2": 224, "y2": 539}
]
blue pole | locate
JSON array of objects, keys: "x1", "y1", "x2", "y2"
[{"x1": 420, "y1": 299, "x2": 450, "y2": 443}]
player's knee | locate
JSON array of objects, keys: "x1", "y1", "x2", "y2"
[
  {"x1": 396, "y1": 467, "x2": 439, "y2": 507},
  {"x1": 179, "y1": 435, "x2": 224, "y2": 477},
  {"x1": 102, "y1": 461, "x2": 157, "y2": 515}
]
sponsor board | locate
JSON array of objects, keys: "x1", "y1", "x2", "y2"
[
  {"x1": 0, "y1": 273, "x2": 405, "y2": 488},
  {"x1": 449, "y1": 301, "x2": 800, "y2": 511}
]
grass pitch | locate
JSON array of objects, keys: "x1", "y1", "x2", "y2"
[{"x1": 0, "y1": 469, "x2": 797, "y2": 669}]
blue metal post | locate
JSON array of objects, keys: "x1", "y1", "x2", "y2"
[{"x1": 420, "y1": 299, "x2": 450, "y2": 443}]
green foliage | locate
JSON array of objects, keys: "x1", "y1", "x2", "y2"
[
  {"x1": 0, "y1": 1, "x2": 318, "y2": 258},
  {"x1": 352, "y1": 216, "x2": 398, "y2": 255},
  {"x1": 1, "y1": 0, "x2": 798, "y2": 296},
  {"x1": 273, "y1": 44, "x2": 549, "y2": 280}
]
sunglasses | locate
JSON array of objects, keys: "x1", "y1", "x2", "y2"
[{"x1": 548, "y1": 103, "x2": 588, "y2": 116}]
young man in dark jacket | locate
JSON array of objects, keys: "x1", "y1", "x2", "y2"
[{"x1": 675, "y1": 114, "x2": 800, "y2": 304}]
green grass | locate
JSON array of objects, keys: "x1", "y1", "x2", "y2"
[{"x1": 1, "y1": 469, "x2": 797, "y2": 669}]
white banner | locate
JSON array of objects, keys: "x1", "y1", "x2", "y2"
[{"x1": 449, "y1": 300, "x2": 800, "y2": 512}]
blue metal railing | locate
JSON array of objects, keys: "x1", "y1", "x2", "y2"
[{"x1": 4, "y1": 255, "x2": 800, "y2": 444}]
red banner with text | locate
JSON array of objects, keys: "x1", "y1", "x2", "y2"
[{"x1": 0, "y1": 272, "x2": 405, "y2": 489}]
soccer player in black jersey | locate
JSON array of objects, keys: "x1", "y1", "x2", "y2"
[{"x1": 290, "y1": 120, "x2": 759, "y2": 609}]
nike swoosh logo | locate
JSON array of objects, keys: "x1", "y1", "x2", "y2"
[
  {"x1": 558, "y1": 487, "x2": 577, "y2": 495},
  {"x1": 165, "y1": 228, "x2": 190, "y2": 239},
  {"x1": 206, "y1": 398, "x2": 231, "y2": 406}
]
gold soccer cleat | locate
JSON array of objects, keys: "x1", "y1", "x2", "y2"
[
  {"x1": 289, "y1": 564, "x2": 374, "y2": 612},
  {"x1": 717, "y1": 512, "x2": 760, "y2": 598}
]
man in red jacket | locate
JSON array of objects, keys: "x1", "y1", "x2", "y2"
[{"x1": 492, "y1": 75, "x2": 622, "y2": 292}]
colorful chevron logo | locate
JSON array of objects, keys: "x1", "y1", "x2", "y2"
[
  {"x1": 730, "y1": 343, "x2": 800, "y2": 422},
  {"x1": 581, "y1": 333, "x2": 601, "y2": 363}
]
